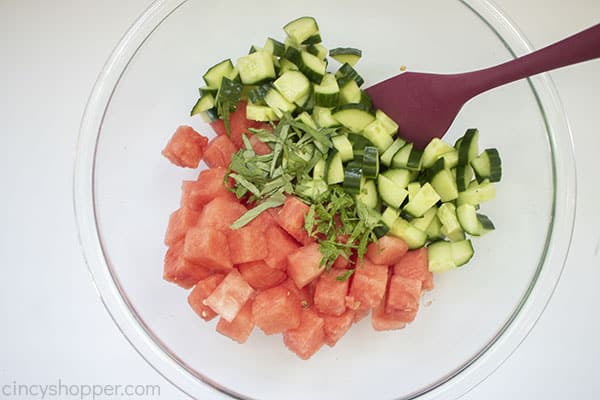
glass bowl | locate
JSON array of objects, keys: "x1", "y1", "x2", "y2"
[{"x1": 74, "y1": 0, "x2": 576, "y2": 399}]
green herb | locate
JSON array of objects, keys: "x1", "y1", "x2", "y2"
[
  {"x1": 230, "y1": 193, "x2": 286, "y2": 229},
  {"x1": 215, "y1": 77, "x2": 243, "y2": 136},
  {"x1": 336, "y1": 269, "x2": 355, "y2": 281}
]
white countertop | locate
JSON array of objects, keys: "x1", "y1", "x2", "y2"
[{"x1": 1, "y1": 0, "x2": 598, "y2": 399}]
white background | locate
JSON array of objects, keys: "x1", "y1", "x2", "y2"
[{"x1": 1, "y1": 0, "x2": 599, "y2": 399}]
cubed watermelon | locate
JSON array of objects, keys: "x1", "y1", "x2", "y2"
[
  {"x1": 366, "y1": 235, "x2": 409, "y2": 265},
  {"x1": 216, "y1": 299, "x2": 255, "y2": 343},
  {"x1": 422, "y1": 271, "x2": 434, "y2": 291},
  {"x1": 191, "y1": 167, "x2": 236, "y2": 206},
  {"x1": 245, "y1": 209, "x2": 276, "y2": 233},
  {"x1": 282, "y1": 278, "x2": 314, "y2": 309},
  {"x1": 164, "y1": 207, "x2": 200, "y2": 246},
  {"x1": 162, "y1": 125, "x2": 209, "y2": 168},
  {"x1": 263, "y1": 225, "x2": 301, "y2": 270},
  {"x1": 183, "y1": 227, "x2": 233, "y2": 273},
  {"x1": 322, "y1": 309, "x2": 354, "y2": 347},
  {"x1": 348, "y1": 260, "x2": 389, "y2": 309},
  {"x1": 187, "y1": 274, "x2": 226, "y2": 321},
  {"x1": 251, "y1": 284, "x2": 302, "y2": 334},
  {"x1": 228, "y1": 224, "x2": 268, "y2": 264},
  {"x1": 283, "y1": 308, "x2": 325, "y2": 360},
  {"x1": 238, "y1": 260, "x2": 287, "y2": 290},
  {"x1": 205, "y1": 269, "x2": 255, "y2": 322},
  {"x1": 371, "y1": 299, "x2": 407, "y2": 331},
  {"x1": 332, "y1": 254, "x2": 351, "y2": 269},
  {"x1": 275, "y1": 196, "x2": 312, "y2": 245},
  {"x1": 286, "y1": 243, "x2": 325, "y2": 289},
  {"x1": 195, "y1": 196, "x2": 247, "y2": 233},
  {"x1": 163, "y1": 241, "x2": 212, "y2": 289},
  {"x1": 386, "y1": 275, "x2": 422, "y2": 315},
  {"x1": 203, "y1": 135, "x2": 238, "y2": 168},
  {"x1": 393, "y1": 247, "x2": 429, "y2": 281},
  {"x1": 314, "y1": 269, "x2": 349, "y2": 316}
]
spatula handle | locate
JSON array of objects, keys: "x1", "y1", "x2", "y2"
[{"x1": 464, "y1": 23, "x2": 600, "y2": 97}]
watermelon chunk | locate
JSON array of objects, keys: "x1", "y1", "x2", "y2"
[
  {"x1": 187, "y1": 274, "x2": 226, "y2": 321},
  {"x1": 283, "y1": 308, "x2": 325, "y2": 360},
  {"x1": 366, "y1": 235, "x2": 409, "y2": 265},
  {"x1": 386, "y1": 275, "x2": 422, "y2": 315},
  {"x1": 264, "y1": 225, "x2": 301, "y2": 270},
  {"x1": 216, "y1": 299, "x2": 255, "y2": 343},
  {"x1": 313, "y1": 269, "x2": 349, "y2": 316},
  {"x1": 282, "y1": 278, "x2": 314, "y2": 309},
  {"x1": 322, "y1": 309, "x2": 354, "y2": 347},
  {"x1": 332, "y1": 254, "x2": 351, "y2": 270},
  {"x1": 196, "y1": 196, "x2": 247, "y2": 233},
  {"x1": 205, "y1": 269, "x2": 255, "y2": 322},
  {"x1": 227, "y1": 224, "x2": 268, "y2": 264},
  {"x1": 163, "y1": 240, "x2": 212, "y2": 289},
  {"x1": 183, "y1": 227, "x2": 233, "y2": 273},
  {"x1": 245, "y1": 209, "x2": 276, "y2": 233},
  {"x1": 190, "y1": 167, "x2": 236, "y2": 206},
  {"x1": 393, "y1": 247, "x2": 430, "y2": 281},
  {"x1": 203, "y1": 135, "x2": 238, "y2": 168},
  {"x1": 348, "y1": 260, "x2": 389, "y2": 309},
  {"x1": 164, "y1": 207, "x2": 200, "y2": 246},
  {"x1": 286, "y1": 243, "x2": 325, "y2": 289},
  {"x1": 251, "y1": 284, "x2": 302, "y2": 334},
  {"x1": 422, "y1": 271, "x2": 434, "y2": 292},
  {"x1": 275, "y1": 196, "x2": 312, "y2": 245},
  {"x1": 162, "y1": 125, "x2": 209, "y2": 168},
  {"x1": 371, "y1": 299, "x2": 407, "y2": 331},
  {"x1": 238, "y1": 260, "x2": 287, "y2": 290}
]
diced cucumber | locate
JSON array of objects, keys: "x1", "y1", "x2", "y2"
[
  {"x1": 264, "y1": 87, "x2": 296, "y2": 117},
  {"x1": 455, "y1": 164, "x2": 473, "y2": 192},
  {"x1": 314, "y1": 73, "x2": 340, "y2": 107},
  {"x1": 312, "y1": 106, "x2": 339, "y2": 128},
  {"x1": 440, "y1": 149, "x2": 459, "y2": 169},
  {"x1": 284, "y1": 16, "x2": 320, "y2": 45},
  {"x1": 406, "y1": 148, "x2": 423, "y2": 171},
  {"x1": 347, "y1": 133, "x2": 374, "y2": 157},
  {"x1": 375, "y1": 110, "x2": 399, "y2": 136},
  {"x1": 296, "y1": 111, "x2": 317, "y2": 129},
  {"x1": 246, "y1": 102, "x2": 278, "y2": 121},
  {"x1": 339, "y1": 79, "x2": 361, "y2": 104},
  {"x1": 380, "y1": 138, "x2": 406, "y2": 167},
  {"x1": 236, "y1": 51, "x2": 276, "y2": 85},
  {"x1": 331, "y1": 134, "x2": 354, "y2": 162},
  {"x1": 343, "y1": 162, "x2": 362, "y2": 194},
  {"x1": 403, "y1": 182, "x2": 440, "y2": 217},
  {"x1": 422, "y1": 138, "x2": 454, "y2": 168},
  {"x1": 263, "y1": 37, "x2": 285, "y2": 57},
  {"x1": 272, "y1": 70, "x2": 311, "y2": 104},
  {"x1": 426, "y1": 215, "x2": 443, "y2": 240},
  {"x1": 458, "y1": 128, "x2": 479, "y2": 165},
  {"x1": 389, "y1": 218, "x2": 427, "y2": 249},
  {"x1": 279, "y1": 58, "x2": 299, "y2": 73},
  {"x1": 382, "y1": 168, "x2": 412, "y2": 188},
  {"x1": 407, "y1": 181, "x2": 421, "y2": 201},
  {"x1": 356, "y1": 179, "x2": 378, "y2": 209},
  {"x1": 471, "y1": 148, "x2": 502, "y2": 183},
  {"x1": 392, "y1": 143, "x2": 413, "y2": 169},
  {"x1": 381, "y1": 207, "x2": 400, "y2": 228},
  {"x1": 312, "y1": 158, "x2": 327, "y2": 180},
  {"x1": 248, "y1": 83, "x2": 272, "y2": 104},
  {"x1": 203, "y1": 59, "x2": 237, "y2": 88},
  {"x1": 307, "y1": 43, "x2": 328, "y2": 60},
  {"x1": 456, "y1": 179, "x2": 496, "y2": 206},
  {"x1": 326, "y1": 150, "x2": 345, "y2": 185},
  {"x1": 361, "y1": 146, "x2": 379, "y2": 179},
  {"x1": 286, "y1": 49, "x2": 327, "y2": 84},
  {"x1": 190, "y1": 93, "x2": 215, "y2": 116},
  {"x1": 335, "y1": 63, "x2": 364, "y2": 87},
  {"x1": 329, "y1": 47, "x2": 362, "y2": 66},
  {"x1": 451, "y1": 240, "x2": 474, "y2": 266},
  {"x1": 332, "y1": 104, "x2": 375, "y2": 133},
  {"x1": 456, "y1": 204, "x2": 496, "y2": 236},
  {"x1": 198, "y1": 86, "x2": 218, "y2": 97},
  {"x1": 437, "y1": 203, "x2": 464, "y2": 241},
  {"x1": 411, "y1": 207, "x2": 437, "y2": 232},
  {"x1": 428, "y1": 158, "x2": 458, "y2": 202},
  {"x1": 427, "y1": 241, "x2": 455, "y2": 272},
  {"x1": 377, "y1": 174, "x2": 408, "y2": 209},
  {"x1": 361, "y1": 121, "x2": 394, "y2": 153}
]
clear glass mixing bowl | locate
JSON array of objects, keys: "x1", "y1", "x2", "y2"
[{"x1": 74, "y1": 0, "x2": 576, "y2": 398}]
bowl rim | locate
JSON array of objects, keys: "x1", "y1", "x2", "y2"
[{"x1": 73, "y1": 0, "x2": 577, "y2": 399}]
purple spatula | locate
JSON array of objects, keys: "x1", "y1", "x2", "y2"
[{"x1": 366, "y1": 23, "x2": 600, "y2": 149}]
